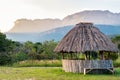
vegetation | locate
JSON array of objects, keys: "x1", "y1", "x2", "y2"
[
  {"x1": 0, "y1": 32, "x2": 120, "y2": 67},
  {"x1": 0, "y1": 32, "x2": 61, "y2": 65},
  {"x1": 113, "y1": 55, "x2": 120, "y2": 67},
  {"x1": 0, "y1": 67, "x2": 120, "y2": 80},
  {"x1": 0, "y1": 32, "x2": 120, "y2": 80},
  {"x1": 0, "y1": 33, "x2": 14, "y2": 65},
  {"x1": 112, "y1": 35, "x2": 120, "y2": 52},
  {"x1": 12, "y1": 60, "x2": 62, "y2": 67}
]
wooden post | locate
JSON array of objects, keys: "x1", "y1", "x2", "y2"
[
  {"x1": 102, "y1": 52, "x2": 105, "y2": 60},
  {"x1": 70, "y1": 53, "x2": 72, "y2": 60},
  {"x1": 99, "y1": 52, "x2": 102, "y2": 60},
  {"x1": 99, "y1": 51, "x2": 104, "y2": 60},
  {"x1": 76, "y1": 53, "x2": 78, "y2": 59},
  {"x1": 108, "y1": 53, "x2": 110, "y2": 60},
  {"x1": 67, "y1": 54, "x2": 69, "y2": 59},
  {"x1": 62, "y1": 53, "x2": 64, "y2": 59},
  {"x1": 85, "y1": 53, "x2": 88, "y2": 60},
  {"x1": 88, "y1": 52, "x2": 90, "y2": 60}
]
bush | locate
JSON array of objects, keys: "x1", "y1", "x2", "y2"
[
  {"x1": 11, "y1": 52, "x2": 28, "y2": 63},
  {"x1": 113, "y1": 55, "x2": 120, "y2": 67},
  {"x1": 0, "y1": 53, "x2": 11, "y2": 65},
  {"x1": 109, "y1": 53, "x2": 118, "y2": 61}
]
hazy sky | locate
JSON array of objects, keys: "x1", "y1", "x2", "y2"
[{"x1": 0, "y1": 0, "x2": 120, "y2": 32}]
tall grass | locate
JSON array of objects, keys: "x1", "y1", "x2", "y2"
[
  {"x1": 12, "y1": 59, "x2": 120, "y2": 67},
  {"x1": 12, "y1": 60, "x2": 62, "y2": 67},
  {"x1": 11, "y1": 55, "x2": 120, "y2": 67}
]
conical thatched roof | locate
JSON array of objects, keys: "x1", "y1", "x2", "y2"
[{"x1": 54, "y1": 22, "x2": 118, "y2": 53}]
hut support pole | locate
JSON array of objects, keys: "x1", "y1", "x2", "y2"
[
  {"x1": 70, "y1": 53, "x2": 72, "y2": 59},
  {"x1": 88, "y1": 53, "x2": 90, "y2": 60},
  {"x1": 62, "y1": 53, "x2": 64, "y2": 59},
  {"x1": 99, "y1": 51, "x2": 104, "y2": 60},
  {"x1": 67, "y1": 54, "x2": 69, "y2": 59},
  {"x1": 85, "y1": 53, "x2": 88, "y2": 60},
  {"x1": 108, "y1": 53, "x2": 110, "y2": 59}
]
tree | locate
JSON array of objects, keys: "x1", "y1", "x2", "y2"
[
  {"x1": 34, "y1": 42, "x2": 42, "y2": 54},
  {"x1": 0, "y1": 33, "x2": 8, "y2": 52},
  {"x1": 23, "y1": 41, "x2": 38, "y2": 60},
  {"x1": 0, "y1": 52, "x2": 11, "y2": 65},
  {"x1": 112, "y1": 35, "x2": 120, "y2": 52},
  {"x1": 0, "y1": 32, "x2": 14, "y2": 65},
  {"x1": 11, "y1": 41, "x2": 23, "y2": 54},
  {"x1": 41, "y1": 40, "x2": 59, "y2": 59}
]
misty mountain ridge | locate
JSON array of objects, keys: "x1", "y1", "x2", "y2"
[
  {"x1": 6, "y1": 10, "x2": 120, "y2": 42},
  {"x1": 6, "y1": 25, "x2": 120, "y2": 42},
  {"x1": 9, "y1": 10, "x2": 120, "y2": 33}
]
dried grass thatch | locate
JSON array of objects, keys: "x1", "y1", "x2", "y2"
[{"x1": 54, "y1": 22, "x2": 118, "y2": 53}]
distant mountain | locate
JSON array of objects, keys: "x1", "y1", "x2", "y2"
[
  {"x1": 63, "y1": 10, "x2": 120, "y2": 25},
  {"x1": 6, "y1": 25, "x2": 120, "y2": 42},
  {"x1": 6, "y1": 26, "x2": 73, "y2": 42},
  {"x1": 9, "y1": 19, "x2": 62, "y2": 33},
  {"x1": 9, "y1": 10, "x2": 120, "y2": 33}
]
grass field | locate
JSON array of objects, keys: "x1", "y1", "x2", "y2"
[
  {"x1": 0, "y1": 67, "x2": 120, "y2": 80},
  {"x1": 12, "y1": 60, "x2": 62, "y2": 67}
]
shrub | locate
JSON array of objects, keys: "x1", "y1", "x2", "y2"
[
  {"x1": 11, "y1": 52, "x2": 28, "y2": 63},
  {"x1": 12, "y1": 60, "x2": 62, "y2": 67},
  {"x1": 109, "y1": 53, "x2": 118, "y2": 61},
  {"x1": 0, "y1": 52, "x2": 11, "y2": 65},
  {"x1": 113, "y1": 55, "x2": 120, "y2": 67}
]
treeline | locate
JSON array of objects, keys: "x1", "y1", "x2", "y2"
[
  {"x1": 0, "y1": 32, "x2": 61, "y2": 65},
  {"x1": 112, "y1": 35, "x2": 120, "y2": 51},
  {"x1": 0, "y1": 32, "x2": 120, "y2": 65}
]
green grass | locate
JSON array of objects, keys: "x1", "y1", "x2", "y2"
[
  {"x1": 0, "y1": 67, "x2": 120, "y2": 80},
  {"x1": 12, "y1": 59, "x2": 120, "y2": 68},
  {"x1": 12, "y1": 60, "x2": 62, "y2": 67}
]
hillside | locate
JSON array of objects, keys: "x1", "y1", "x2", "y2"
[{"x1": 6, "y1": 25, "x2": 120, "y2": 42}]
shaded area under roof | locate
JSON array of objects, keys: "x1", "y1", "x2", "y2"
[{"x1": 54, "y1": 22, "x2": 118, "y2": 53}]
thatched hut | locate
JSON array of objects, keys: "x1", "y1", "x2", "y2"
[{"x1": 54, "y1": 22, "x2": 118, "y2": 74}]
